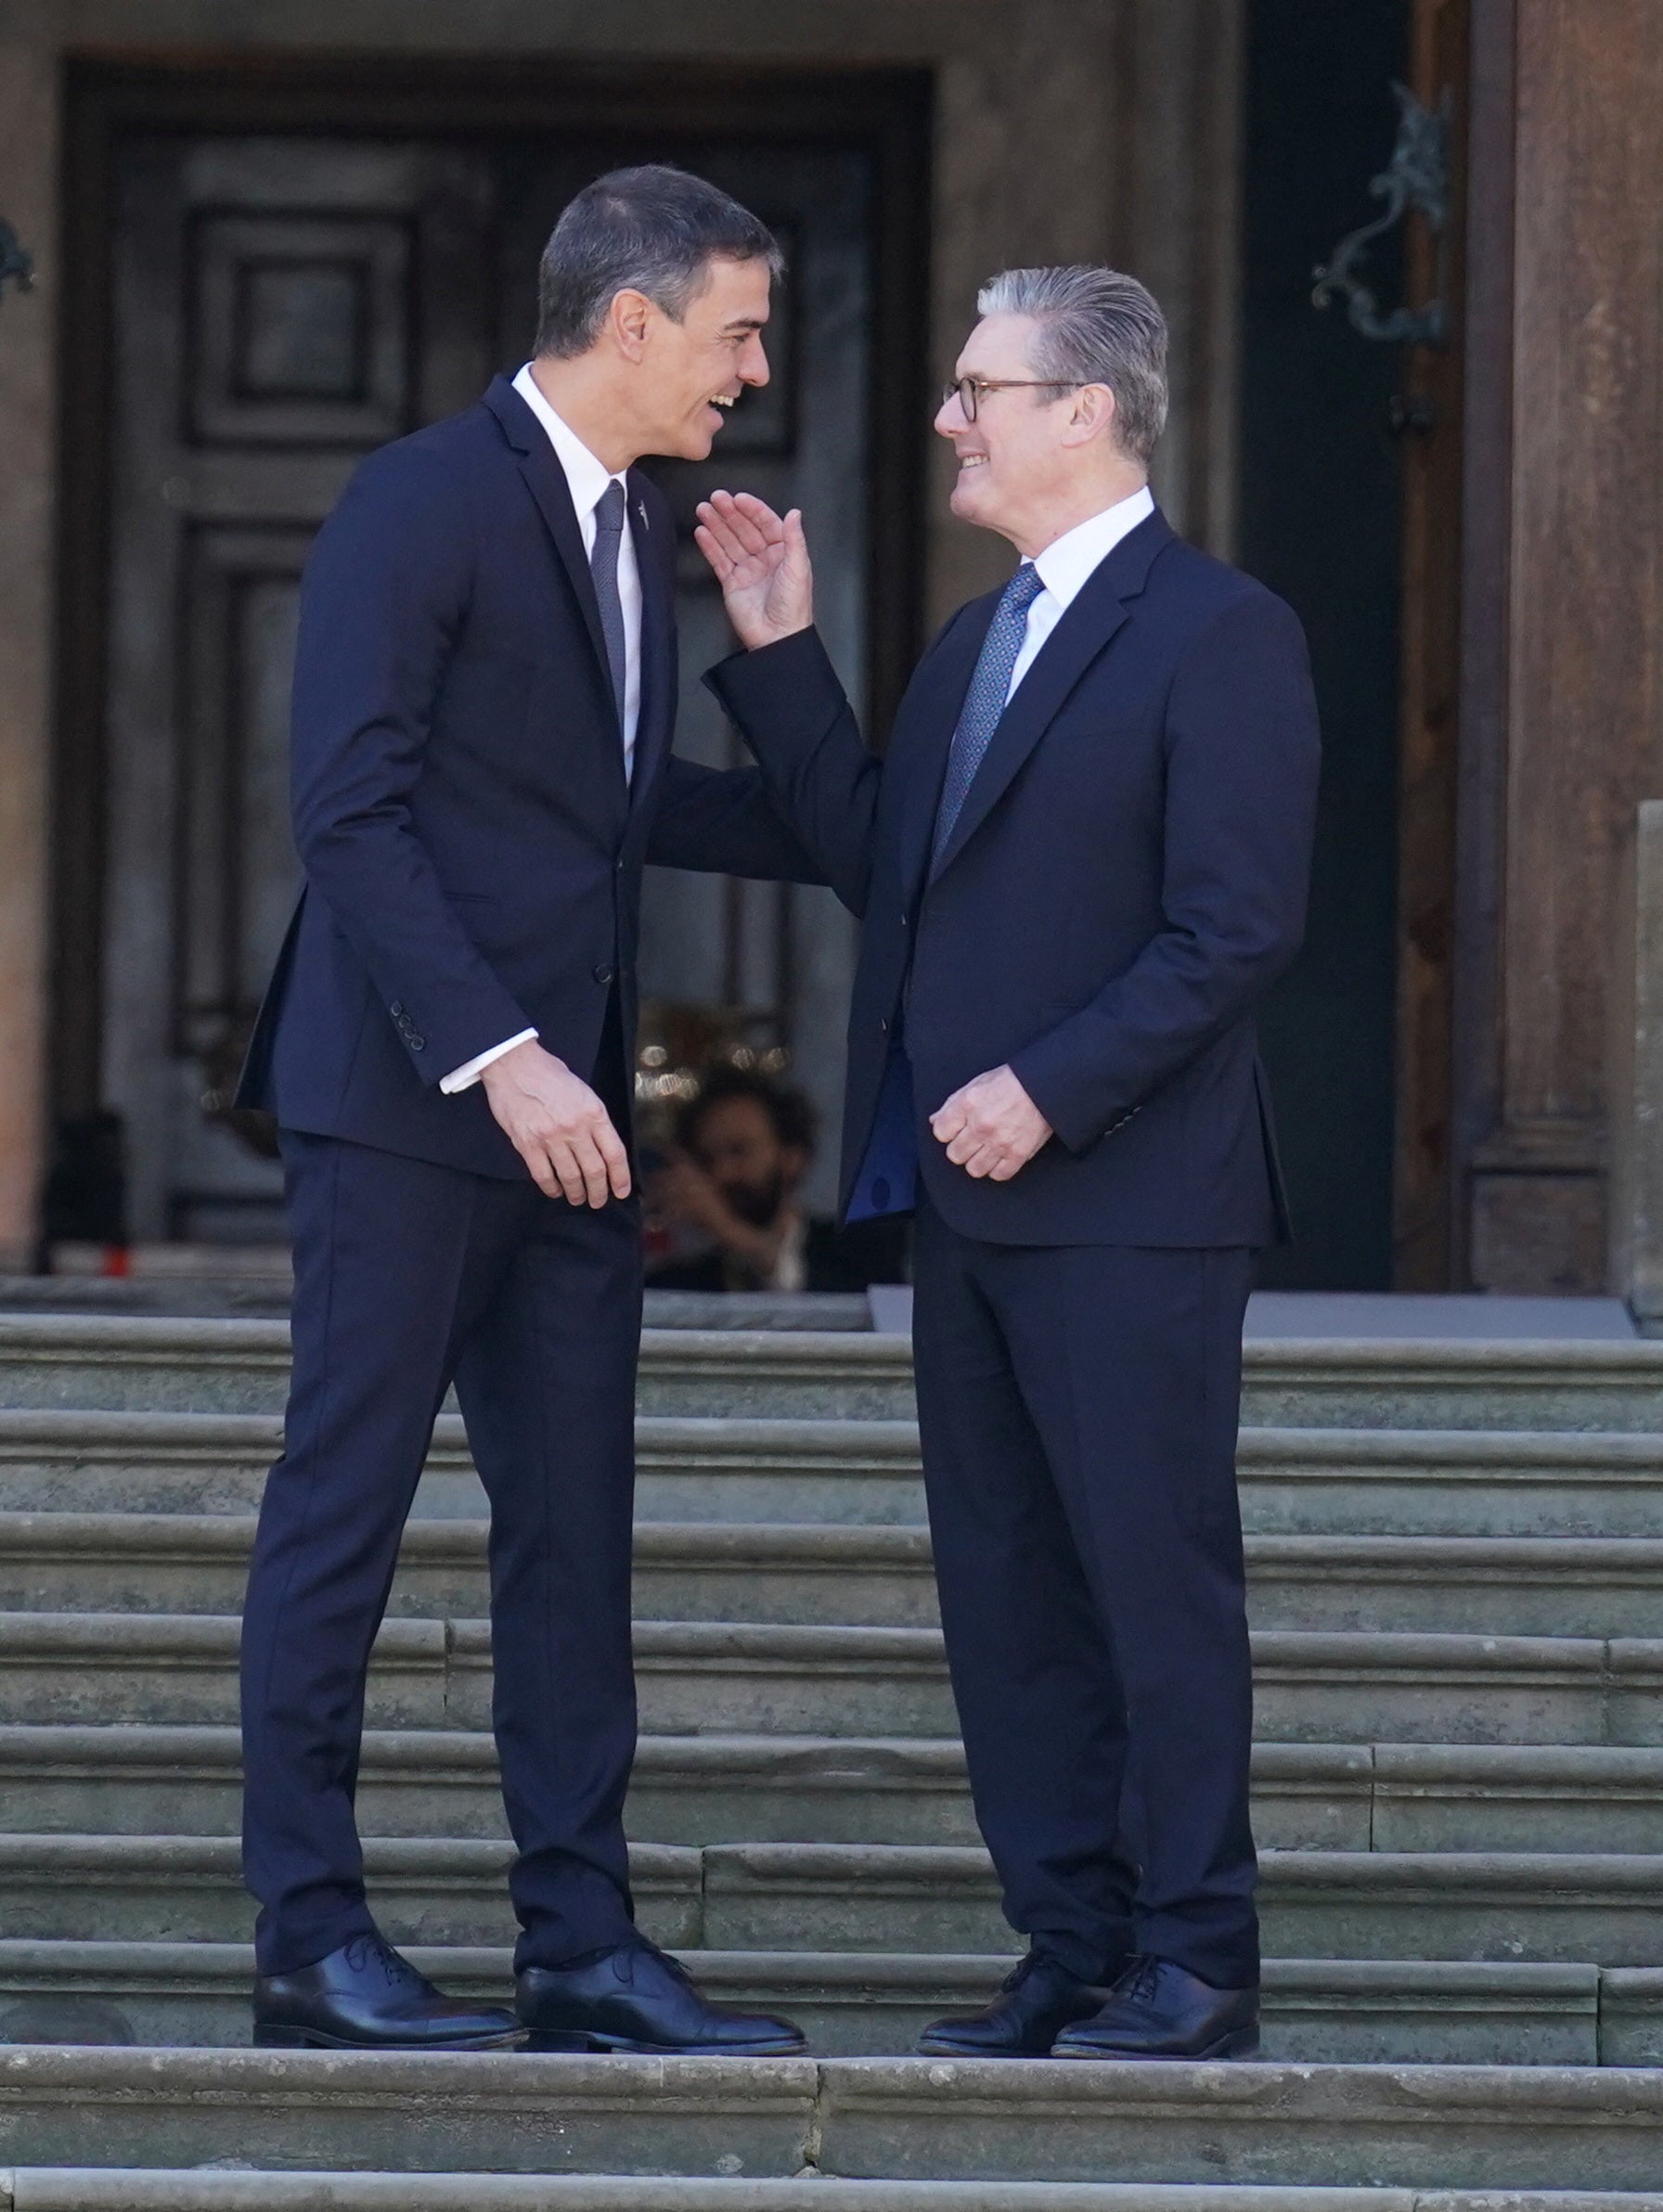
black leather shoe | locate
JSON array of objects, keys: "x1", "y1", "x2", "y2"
[
  {"x1": 516, "y1": 1938, "x2": 806, "y2": 2055},
  {"x1": 253, "y1": 1932, "x2": 524, "y2": 2051},
  {"x1": 1051, "y1": 1954, "x2": 1259, "y2": 2060},
  {"x1": 917, "y1": 1951, "x2": 1120, "y2": 2058}
]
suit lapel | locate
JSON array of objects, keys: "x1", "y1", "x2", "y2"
[
  {"x1": 929, "y1": 508, "x2": 1175, "y2": 881},
  {"x1": 483, "y1": 375, "x2": 617, "y2": 733},
  {"x1": 626, "y1": 470, "x2": 675, "y2": 811}
]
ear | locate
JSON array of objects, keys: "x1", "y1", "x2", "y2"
[
  {"x1": 609, "y1": 287, "x2": 655, "y2": 363},
  {"x1": 1061, "y1": 382, "x2": 1117, "y2": 450}
]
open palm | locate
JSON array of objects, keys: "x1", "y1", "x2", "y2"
[{"x1": 694, "y1": 490, "x2": 814, "y2": 650}]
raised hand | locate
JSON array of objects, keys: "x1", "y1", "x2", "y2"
[{"x1": 695, "y1": 489, "x2": 814, "y2": 651}]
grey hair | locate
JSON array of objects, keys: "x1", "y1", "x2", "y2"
[
  {"x1": 536, "y1": 164, "x2": 783, "y2": 360},
  {"x1": 975, "y1": 264, "x2": 1169, "y2": 466}
]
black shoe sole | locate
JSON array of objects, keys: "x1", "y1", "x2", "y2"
[
  {"x1": 1052, "y1": 2023, "x2": 1260, "y2": 2062},
  {"x1": 253, "y1": 2025, "x2": 527, "y2": 2052},
  {"x1": 523, "y1": 2029, "x2": 808, "y2": 2057}
]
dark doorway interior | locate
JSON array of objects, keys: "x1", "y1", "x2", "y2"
[{"x1": 1240, "y1": 0, "x2": 1410, "y2": 1289}]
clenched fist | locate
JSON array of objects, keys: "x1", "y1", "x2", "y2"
[{"x1": 929, "y1": 1064, "x2": 1053, "y2": 1182}]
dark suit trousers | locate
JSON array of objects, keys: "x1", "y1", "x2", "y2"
[
  {"x1": 911, "y1": 1193, "x2": 1258, "y2": 1987},
  {"x1": 242, "y1": 1051, "x2": 642, "y2": 1976}
]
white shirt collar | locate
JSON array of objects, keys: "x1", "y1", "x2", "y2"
[
  {"x1": 511, "y1": 362, "x2": 625, "y2": 521},
  {"x1": 1030, "y1": 484, "x2": 1156, "y2": 610}
]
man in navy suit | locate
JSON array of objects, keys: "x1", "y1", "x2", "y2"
[
  {"x1": 236, "y1": 166, "x2": 815, "y2": 2054},
  {"x1": 698, "y1": 265, "x2": 1321, "y2": 2062}
]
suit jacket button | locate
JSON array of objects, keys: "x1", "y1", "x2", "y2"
[
  {"x1": 409, "y1": 1035, "x2": 425, "y2": 1052},
  {"x1": 593, "y1": 961, "x2": 614, "y2": 985},
  {"x1": 390, "y1": 1001, "x2": 404, "y2": 1017}
]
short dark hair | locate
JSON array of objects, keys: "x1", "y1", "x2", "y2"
[
  {"x1": 535, "y1": 164, "x2": 783, "y2": 360},
  {"x1": 676, "y1": 1066, "x2": 818, "y2": 1159}
]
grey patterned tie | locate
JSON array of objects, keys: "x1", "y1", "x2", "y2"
[
  {"x1": 930, "y1": 561, "x2": 1046, "y2": 873},
  {"x1": 589, "y1": 480, "x2": 628, "y2": 727}
]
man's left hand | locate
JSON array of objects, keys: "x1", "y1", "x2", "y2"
[{"x1": 930, "y1": 1065, "x2": 1053, "y2": 1181}]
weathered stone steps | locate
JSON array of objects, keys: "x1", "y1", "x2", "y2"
[
  {"x1": 5, "y1": 2177, "x2": 1661, "y2": 2212},
  {"x1": 0, "y1": 1613, "x2": 1658, "y2": 1746},
  {"x1": 15, "y1": 1405, "x2": 1663, "y2": 1542},
  {"x1": 7, "y1": 1317, "x2": 1663, "y2": 1430},
  {"x1": 1, "y1": 1732, "x2": 1658, "y2": 1852},
  {"x1": 0, "y1": 2050, "x2": 1658, "y2": 2192},
  {"x1": 11, "y1": 1408, "x2": 1663, "y2": 1538},
  {"x1": 2, "y1": 1831, "x2": 1662, "y2": 1966},
  {"x1": 5, "y1": 1515, "x2": 1663, "y2": 1638},
  {"x1": 0, "y1": 1941, "x2": 1654, "y2": 2067}
]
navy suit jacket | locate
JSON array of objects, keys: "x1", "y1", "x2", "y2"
[
  {"x1": 238, "y1": 375, "x2": 819, "y2": 1179},
  {"x1": 707, "y1": 509, "x2": 1321, "y2": 1246}
]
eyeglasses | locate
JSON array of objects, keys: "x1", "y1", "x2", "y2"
[{"x1": 939, "y1": 376, "x2": 1083, "y2": 422}]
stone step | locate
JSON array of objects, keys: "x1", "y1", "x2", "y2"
[
  {"x1": 2, "y1": 1828, "x2": 1661, "y2": 1968},
  {"x1": 13, "y1": 2182, "x2": 1663, "y2": 2212},
  {"x1": 8, "y1": 1404, "x2": 1663, "y2": 1547},
  {"x1": 0, "y1": 1613, "x2": 1658, "y2": 1745},
  {"x1": 9, "y1": 1316, "x2": 1663, "y2": 1431},
  {"x1": 12, "y1": 2182, "x2": 1663, "y2": 2212},
  {"x1": 701, "y1": 1845, "x2": 1663, "y2": 1967},
  {"x1": 0, "y1": 1730, "x2": 1657, "y2": 1855},
  {"x1": 11, "y1": 1408, "x2": 1663, "y2": 1542},
  {"x1": 0, "y1": 2049, "x2": 1657, "y2": 2191},
  {"x1": 0, "y1": 1940, "x2": 1653, "y2": 2069},
  {"x1": 5, "y1": 1515, "x2": 1663, "y2": 1640}
]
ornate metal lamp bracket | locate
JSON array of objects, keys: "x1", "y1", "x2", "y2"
[
  {"x1": 0, "y1": 219, "x2": 35, "y2": 307},
  {"x1": 1313, "y1": 82, "x2": 1451, "y2": 350}
]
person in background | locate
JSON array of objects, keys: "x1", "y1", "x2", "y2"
[{"x1": 647, "y1": 1066, "x2": 909, "y2": 1293}]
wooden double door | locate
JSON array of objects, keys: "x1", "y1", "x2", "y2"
[{"x1": 83, "y1": 96, "x2": 909, "y2": 1241}]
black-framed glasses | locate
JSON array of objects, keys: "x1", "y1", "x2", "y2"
[{"x1": 939, "y1": 376, "x2": 1083, "y2": 422}]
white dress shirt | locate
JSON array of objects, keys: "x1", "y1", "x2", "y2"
[
  {"x1": 441, "y1": 365, "x2": 644, "y2": 1095},
  {"x1": 1006, "y1": 483, "x2": 1156, "y2": 701}
]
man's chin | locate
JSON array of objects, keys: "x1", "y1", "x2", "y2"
[{"x1": 949, "y1": 476, "x2": 992, "y2": 525}]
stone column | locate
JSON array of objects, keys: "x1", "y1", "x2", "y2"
[
  {"x1": 1608, "y1": 804, "x2": 1663, "y2": 1331},
  {"x1": 1459, "y1": 0, "x2": 1663, "y2": 1292},
  {"x1": 0, "y1": 15, "x2": 58, "y2": 1266}
]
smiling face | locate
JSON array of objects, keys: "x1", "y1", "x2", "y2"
[
  {"x1": 935, "y1": 311, "x2": 1115, "y2": 555},
  {"x1": 632, "y1": 253, "x2": 773, "y2": 461}
]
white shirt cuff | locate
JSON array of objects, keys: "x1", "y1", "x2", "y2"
[{"x1": 440, "y1": 1029, "x2": 538, "y2": 1094}]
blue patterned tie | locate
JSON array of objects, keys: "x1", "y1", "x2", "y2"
[
  {"x1": 590, "y1": 480, "x2": 628, "y2": 726},
  {"x1": 930, "y1": 561, "x2": 1046, "y2": 872}
]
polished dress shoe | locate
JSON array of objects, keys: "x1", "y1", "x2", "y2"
[
  {"x1": 1051, "y1": 1954, "x2": 1259, "y2": 2060},
  {"x1": 917, "y1": 1951, "x2": 1120, "y2": 2058},
  {"x1": 253, "y1": 1932, "x2": 524, "y2": 2051},
  {"x1": 517, "y1": 1938, "x2": 806, "y2": 2055}
]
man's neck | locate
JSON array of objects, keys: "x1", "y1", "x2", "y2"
[
  {"x1": 1007, "y1": 473, "x2": 1150, "y2": 561},
  {"x1": 526, "y1": 355, "x2": 641, "y2": 476}
]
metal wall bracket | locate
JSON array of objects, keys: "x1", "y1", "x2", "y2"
[
  {"x1": 0, "y1": 219, "x2": 35, "y2": 306},
  {"x1": 1313, "y1": 82, "x2": 1451, "y2": 349}
]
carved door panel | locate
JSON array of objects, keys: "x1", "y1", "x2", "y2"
[
  {"x1": 105, "y1": 136, "x2": 496, "y2": 1240},
  {"x1": 1392, "y1": 0, "x2": 1470, "y2": 1285},
  {"x1": 106, "y1": 129, "x2": 872, "y2": 1241}
]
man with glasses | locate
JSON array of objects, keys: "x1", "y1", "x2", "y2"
[{"x1": 696, "y1": 266, "x2": 1321, "y2": 2062}]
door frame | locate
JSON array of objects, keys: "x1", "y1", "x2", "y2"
[{"x1": 52, "y1": 52, "x2": 933, "y2": 1125}]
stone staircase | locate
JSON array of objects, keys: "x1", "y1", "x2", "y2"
[{"x1": 0, "y1": 1306, "x2": 1657, "y2": 2207}]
